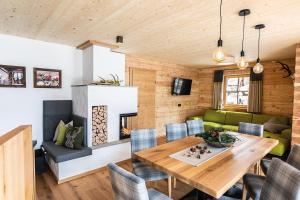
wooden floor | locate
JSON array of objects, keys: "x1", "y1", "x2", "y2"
[
  {"x1": 36, "y1": 159, "x2": 193, "y2": 200},
  {"x1": 36, "y1": 137, "x2": 193, "y2": 200}
]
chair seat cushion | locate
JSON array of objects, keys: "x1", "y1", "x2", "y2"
[
  {"x1": 261, "y1": 159, "x2": 271, "y2": 175},
  {"x1": 243, "y1": 173, "x2": 265, "y2": 200},
  {"x1": 132, "y1": 161, "x2": 169, "y2": 182},
  {"x1": 42, "y1": 141, "x2": 92, "y2": 163},
  {"x1": 148, "y1": 188, "x2": 172, "y2": 200}
]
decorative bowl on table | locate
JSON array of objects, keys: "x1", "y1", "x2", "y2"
[{"x1": 195, "y1": 128, "x2": 238, "y2": 148}]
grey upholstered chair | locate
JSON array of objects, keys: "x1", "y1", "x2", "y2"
[
  {"x1": 239, "y1": 122, "x2": 264, "y2": 174},
  {"x1": 261, "y1": 144, "x2": 300, "y2": 175},
  {"x1": 166, "y1": 123, "x2": 188, "y2": 142},
  {"x1": 186, "y1": 119, "x2": 205, "y2": 136},
  {"x1": 238, "y1": 122, "x2": 264, "y2": 137},
  {"x1": 131, "y1": 129, "x2": 171, "y2": 197},
  {"x1": 242, "y1": 158, "x2": 300, "y2": 200},
  {"x1": 107, "y1": 163, "x2": 172, "y2": 200}
]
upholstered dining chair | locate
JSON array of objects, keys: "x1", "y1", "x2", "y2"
[
  {"x1": 186, "y1": 119, "x2": 205, "y2": 136},
  {"x1": 166, "y1": 123, "x2": 188, "y2": 142},
  {"x1": 242, "y1": 158, "x2": 300, "y2": 200},
  {"x1": 261, "y1": 144, "x2": 300, "y2": 175},
  {"x1": 238, "y1": 122, "x2": 264, "y2": 137},
  {"x1": 131, "y1": 129, "x2": 171, "y2": 197},
  {"x1": 238, "y1": 122, "x2": 264, "y2": 174},
  {"x1": 107, "y1": 163, "x2": 172, "y2": 200}
]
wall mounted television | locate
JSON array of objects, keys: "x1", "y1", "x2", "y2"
[{"x1": 172, "y1": 77, "x2": 192, "y2": 95}]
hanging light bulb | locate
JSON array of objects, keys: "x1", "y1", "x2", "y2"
[
  {"x1": 212, "y1": 0, "x2": 226, "y2": 62},
  {"x1": 237, "y1": 51, "x2": 248, "y2": 69},
  {"x1": 237, "y1": 9, "x2": 250, "y2": 70},
  {"x1": 253, "y1": 24, "x2": 265, "y2": 74}
]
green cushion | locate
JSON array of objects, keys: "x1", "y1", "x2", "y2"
[
  {"x1": 188, "y1": 116, "x2": 203, "y2": 121},
  {"x1": 252, "y1": 114, "x2": 290, "y2": 125},
  {"x1": 203, "y1": 110, "x2": 226, "y2": 124},
  {"x1": 263, "y1": 131, "x2": 289, "y2": 156},
  {"x1": 281, "y1": 129, "x2": 292, "y2": 140},
  {"x1": 225, "y1": 111, "x2": 252, "y2": 126},
  {"x1": 55, "y1": 121, "x2": 67, "y2": 145},
  {"x1": 64, "y1": 126, "x2": 84, "y2": 149},
  {"x1": 204, "y1": 121, "x2": 222, "y2": 131},
  {"x1": 222, "y1": 125, "x2": 239, "y2": 132}
]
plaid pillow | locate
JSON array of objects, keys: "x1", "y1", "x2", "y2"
[{"x1": 64, "y1": 126, "x2": 84, "y2": 149}]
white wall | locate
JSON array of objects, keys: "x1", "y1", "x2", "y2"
[{"x1": 0, "y1": 34, "x2": 82, "y2": 147}]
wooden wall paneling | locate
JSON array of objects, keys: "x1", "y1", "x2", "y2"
[
  {"x1": 292, "y1": 44, "x2": 300, "y2": 145},
  {"x1": 0, "y1": 125, "x2": 34, "y2": 200},
  {"x1": 129, "y1": 67, "x2": 156, "y2": 129},
  {"x1": 126, "y1": 55, "x2": 202, "y2": 136},
  {"x1": 198, "y1": 59, "x2": 295, "y2": 117}
]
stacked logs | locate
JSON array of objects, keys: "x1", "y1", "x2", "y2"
[{"x1": 92, "y1": 106, "x2": 107, "y2": 146}]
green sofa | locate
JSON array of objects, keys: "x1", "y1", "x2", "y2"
[{"x1": 189, "y1": 110, "x2": 291, "y2": 156}]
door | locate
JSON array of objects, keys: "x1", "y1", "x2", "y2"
[{"x1": 129, "y1": 68, "x2": 156, "y2": 129}]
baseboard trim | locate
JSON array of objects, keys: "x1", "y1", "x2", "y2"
[{"x1": 57, "y1": 159, "x2": 131, "y2": 184}]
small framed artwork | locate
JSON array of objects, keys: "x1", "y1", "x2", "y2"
[
  {"x1": 33, "y1": 68, "x2": 62, "y2": 88},
  {"x1": 0, "y1": 65, "x2": 26, "y2": 88}
]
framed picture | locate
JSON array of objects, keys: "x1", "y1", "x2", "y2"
[
  {"x1": 33, "y1": 68, "x2": 62, "y2": 88},
  {"x1": 0, "y1": 65, "x2": 26, "y2": 88}
]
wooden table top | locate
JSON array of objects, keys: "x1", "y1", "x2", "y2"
[{"x1": 134, "y1": 134, "x2": 278, "y2": 198}]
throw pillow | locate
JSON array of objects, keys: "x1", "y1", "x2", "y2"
[
  {"x1": 55, "y1": 120, "x2": 73, "y2": 145},
  {"x1": 53, "y1": 120, "x2": 64, "y2": 142},
  {"x1": 64, "y1": 126, "x2": 84, "y2": 149},
  {"x1": 263, "y1": 117, "x2": 290, "y2": 134}
]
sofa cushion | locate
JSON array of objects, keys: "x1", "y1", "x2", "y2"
[
  {"x1": 252, "y1": 114, "x2": 290, "y2": 125},
  {"x1": 225, "y1": 111, "x2": 252, "y2": 126},
  {"x1": 281, "y1": 129, "x2": 292, "y2": 140},
  {"x1": 204, "y1": 121, "x2": 222, "y2": 131},
  {"x1": 222, "y1": 125, "x2": 239, "y2": 132},
  {"x1": 203, "y1": 110, "x2": 226, "y2": 124},
  {"x1": 263, "y1": 120, "x2": 290, "y2": 134},
  {"x1": 263, "y1": 131, "x2": 289, "y2": 156},
  {"x1": 42, "y1": 141, "x2": 92, "y2": 163}
]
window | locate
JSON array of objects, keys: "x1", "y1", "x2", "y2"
[{"x1": 224, "y1": 75, "x2": 249, "y2": 107}]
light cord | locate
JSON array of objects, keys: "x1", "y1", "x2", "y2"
[
  {"x1": 257, "y1": 28, "x2": 261, "y2": 60},
  {"x1": 219, "y1": 0, "x2": 223, "y2": 40},
  {"x1": 241, "y1": 14, "x2": 245, "y2": 52}
]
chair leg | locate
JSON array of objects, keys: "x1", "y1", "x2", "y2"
[
  {"x1": 168, "y1": 176, "x2": 172, "y2": 198},
  {"x1": 173, "y1": 177, "x2": 176, "y2": 188},
  {"x1": 242, "y1": 185, "x2": 247, "y2": 200}
]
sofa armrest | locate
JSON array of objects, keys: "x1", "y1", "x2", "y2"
[
  {"x1": 281, "y1": 128, "x2": 292, "y2": 140},
  {"x1": 187, "y1": 116, "x2": 203, "y2": 121}
]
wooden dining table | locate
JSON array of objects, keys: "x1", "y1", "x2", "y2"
[{"x1": 134, "y1": 133, "x2": 278, "y2": 199}]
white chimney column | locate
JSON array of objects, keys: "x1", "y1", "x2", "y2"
[{"x1": 82, "y1": 45, "x2": 125, "y2": 85}]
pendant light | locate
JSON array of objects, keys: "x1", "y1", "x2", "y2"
[
  {"x1": 237, "y1": 9, "x2": 251, "y2": 70},
  {"x1": 253, "y1": 24, "x2": 265, "y2": 74},
  {"x1": 212, "y1": 0, "x2": 226, "y2": 62}
]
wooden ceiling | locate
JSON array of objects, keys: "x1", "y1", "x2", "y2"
[{"x1": 0, "y1": 0, "x2": 299, "y2": 67}]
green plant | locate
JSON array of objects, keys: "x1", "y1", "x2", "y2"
[
  {"x1": 196, "y1": 128, "x2": 237, "y2": 143},
  {"x1": 93, "y1": 74, "x2": 123, "y2": 86}
]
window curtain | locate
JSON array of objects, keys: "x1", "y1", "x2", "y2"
[
  {"x1": 247, "y1": 69, "x2": 263, "y2": 113},
  {"x1": 213, "y1": 70, "x2": 224, "y2": 109}
]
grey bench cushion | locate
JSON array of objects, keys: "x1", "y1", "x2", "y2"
[{"x1": 43, "y1": 141, "x2": 92, "y2": 163}]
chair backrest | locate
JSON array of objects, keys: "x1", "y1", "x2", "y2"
[
  {"x1": 131, "y1": 129, "x2": 157, "y2": 154},
  {"x1": 166, "y1": 123, "x2": 188, "y2": 142},
  {"x1": 107, "y1": 163, "x2": 149, "y2": 200},
  {"x1": 186, "y1": 120, "x2": 205, "y2": 136},
  {"x1": 238, "y1": 122, "x2": 263, "y2": 137},
  {"x1": 287, "y1": 144, "x2": 300, "y2": 170},
  {"x1": 260, "y1": 158, "x2": 300, "y2": 200}
]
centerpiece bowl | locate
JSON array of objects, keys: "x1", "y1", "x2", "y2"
[{"x1": 195, "y1": 128, "x2": 237, "y2": 148}]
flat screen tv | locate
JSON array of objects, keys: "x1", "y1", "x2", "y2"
[{"x1": 172, "y1": 78, "x2": 192, "y2": 95}]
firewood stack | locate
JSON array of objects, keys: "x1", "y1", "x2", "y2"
[{"x1": 92, "y1": 106, "x2": 108, "y2": 146}]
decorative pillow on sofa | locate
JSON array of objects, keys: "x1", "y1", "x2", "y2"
[
  {"x1": 54, "y1": 120, "x2": 73, "y2": 145},
  {"x1": 263, "y1": 117, "x2": 290, "y2": 134},
  {"x1": 64, "y1": 126, "x2": 84, "y2": 149}
]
